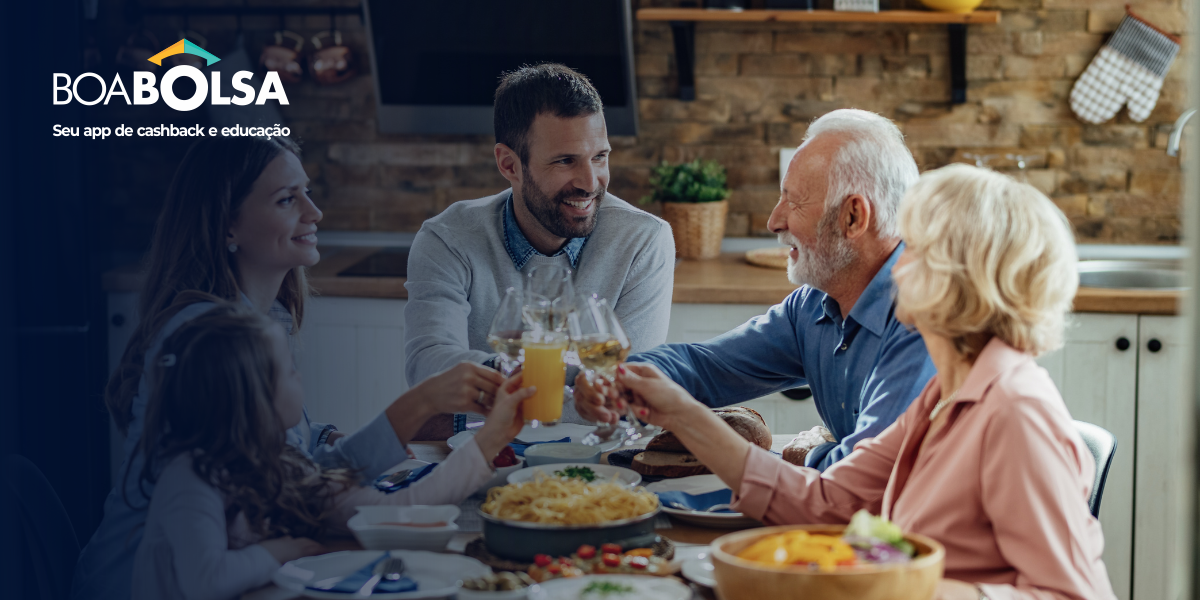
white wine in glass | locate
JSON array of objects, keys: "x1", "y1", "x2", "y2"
[
  {"x1": 575, "y1": 333, "x2": 630, "y2": 379},
  {"x1": 486, "y1": 287, "x2": 528, "y2": 377}
]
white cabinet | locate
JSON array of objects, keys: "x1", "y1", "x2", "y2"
[
  {"x1": 294, "y1": 297, "x2": 409, "y2": 434},
  {"x1": 1038, "y1": 313, "x2": 1188, "y2": 600},
  {"x1": 1036, "y1": 314, "x2": 1138, "y2": 600},
  {"x1": 1132, "y1": 316, "x2": 1189, "y2": 600}
]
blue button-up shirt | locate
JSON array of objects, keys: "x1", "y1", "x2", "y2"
[
  {"x1": 630, "y1": 243, "x2": 935, "y2": 471},
  {"x1": 502, "y1": 191, "x2": 587, "y2": 270}
]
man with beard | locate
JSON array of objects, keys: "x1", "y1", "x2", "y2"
[
  {"x1": 576, "y1": 109, "x2": 936, "y2": 470},
  {"x1": 404, "y1": 64, "x2": 675, "y2": 437}
]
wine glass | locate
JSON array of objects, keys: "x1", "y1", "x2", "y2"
[
  {"x1": 487, "y1": 287, "x2": 527, "y2": 377},
  {"x1": 571, "y1": 295, "x2": 659, "y2": 446},
  {"x1": 524, "y1": 263, "x2": 575, "y2": 334}
]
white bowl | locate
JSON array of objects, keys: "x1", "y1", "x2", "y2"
[
  {"x1": 523, "y1": 442, "x2": 602, "y2": 466},
  {"x1": 347, "y1": 505, "x2": 459, "y2": 551},
  {"x1": 476, "y1": 457, "x2": 526, "y2": 496},
  {"x1": 506, "y1": 464, "x2": 641, "y2": 488}
]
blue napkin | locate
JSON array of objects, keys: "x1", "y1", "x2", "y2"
[
  {"x1": 306, "y1": 553, "x2": 417, "y2": 594},
  {"x1": 508, "y1": 437, "x2": 571, "y2": 456},
  {"x1": 373, "y1": 463, "x2": 436, "y2": 493},
  {"x1": 656, "y1": 489, "x2": 735, "y2": 513}
]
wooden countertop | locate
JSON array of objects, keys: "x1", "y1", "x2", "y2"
[{"x1": 103, "y1": 248, "x2": 1182, "y2": 315}]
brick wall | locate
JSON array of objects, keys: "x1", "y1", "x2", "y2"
[{"x1": 101, "y1": 0, "x2": 1190, "y2": 248}]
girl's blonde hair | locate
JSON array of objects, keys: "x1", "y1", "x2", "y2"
[
  {"x1": 894, "y1": 164, "x2": 1077, "y2": 360},
  {"x1": 130, "y1": 301, "x2": 354, "y2": 539}
]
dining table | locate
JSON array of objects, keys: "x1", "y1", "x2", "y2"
[{"x1": 241, "y1": 434, "x2": 801, "y2": 600}]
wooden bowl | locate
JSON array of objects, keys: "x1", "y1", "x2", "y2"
[{"x1": 711, "y1": 524, "x2": 945, "y2": 600}]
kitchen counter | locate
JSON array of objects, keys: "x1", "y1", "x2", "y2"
[
  {"x1": 103, "y1": 243, "x2": 1184, "y2": 315},
  {"x1": 307, "y1": 248, "x2": 1181, "y2": 315}
]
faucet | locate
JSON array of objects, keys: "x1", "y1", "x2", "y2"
[{"x1": 1167, "y1": 109, "x2": 1197, "y2": 157}]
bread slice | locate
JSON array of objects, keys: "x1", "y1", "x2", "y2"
[
  {"x1": 632, "y1": 450, "x2": 711, "y2": 478},
  {"x1": 647, "y1": 406, "x2": 773, "y2": 453}
]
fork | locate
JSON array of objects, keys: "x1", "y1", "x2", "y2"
[{"x1": 355, "y1": 556, "x2": 406, "y2": 597}]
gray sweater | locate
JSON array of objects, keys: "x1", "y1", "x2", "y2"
[{"x1": 404, "y1": 189, "x2": 675, "y2": 389}]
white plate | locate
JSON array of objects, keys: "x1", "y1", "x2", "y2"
[
  {"x1": 529, "y1": 575, "x2": 690, "y2": 600},
  {"x1": 273, "y1": 550, "x2": 489, "y2": 599},
  {"x1": 681, "y1": 556, "x2": 716, "y2": 588},
  {"x1": 448, "y1": 424, "x2": 622, "y2": 451},
  {"x1": 646, "y1": 475, "x2": 760, "y2": 528},
  {"x1": 506, "y1": 464, "x2": 642, "y2": 487},
  {"x1": 659, "y1": 506, "x2": 760, "y2": 529}
]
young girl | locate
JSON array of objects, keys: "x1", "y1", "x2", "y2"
[{"x1": 130, "y1": 304, "x2": 532, "y2": 599}]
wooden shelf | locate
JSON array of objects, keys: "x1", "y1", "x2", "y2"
[{"x1": 636, "y1": 8, "x2": 1000, "y2": 25}]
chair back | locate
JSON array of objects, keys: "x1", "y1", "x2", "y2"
[
  {"x1": 3, "y1": 454, "x2": 79, "y2": 600},
  {"x1": 1073, "y1": 420, "x2": 1117, "y2": 518}
]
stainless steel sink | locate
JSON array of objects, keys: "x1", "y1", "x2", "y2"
[{"x1": 1077, "y1": 260, "x2": 1186, "y2": 290}]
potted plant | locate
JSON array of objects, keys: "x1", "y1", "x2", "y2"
[{"x1": 642, "y1": 159, "x2": 731, "y2": 260}]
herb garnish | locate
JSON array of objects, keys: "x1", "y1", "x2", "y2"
[
  {"x1": 555, "y1": 466, "x2": 597, "y2": 482},
  {"x1": 581, "y1": 581, "x2": 635, "y2": 596}
]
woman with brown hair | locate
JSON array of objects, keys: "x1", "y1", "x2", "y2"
[{"x1": 74, "y1": 137, "x2": 511, "y2": 600}]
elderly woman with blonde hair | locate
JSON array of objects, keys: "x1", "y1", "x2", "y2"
[{"x1": 618, "y1": 164, "x2": 1115, "y2": 600}]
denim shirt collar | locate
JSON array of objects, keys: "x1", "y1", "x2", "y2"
[
  {"x1": 814, "y1": 242, "x2": 905, "y2": 337},
  {"x1": 502, "y1": 190, "x2": 586, "y2": 271}
]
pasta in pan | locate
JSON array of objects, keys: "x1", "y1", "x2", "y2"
[{"x1": 481, "y1": 472, "x2": 659, "y2": 525}]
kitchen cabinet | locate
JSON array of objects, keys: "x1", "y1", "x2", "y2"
[
  {"x1": 293, "y1": 297, "x2": 409, "y2": 434},
  {"x1": 1036, "y1": 314, "x2": 1138, "y2": 600},
  {"x1": 1037, "y1": 313, "x2": 1188, "y2": 600},
  {"x1": 1131, "y1": 316, "x2": 1188, "y2": 600}
]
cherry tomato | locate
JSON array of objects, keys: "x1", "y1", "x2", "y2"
[
  {"x1": 628, "y1": 556, "x2": 649, "y2": 570},
  {"x1": 558, "y1": 557, "x2": 573, "y2": 566},
  {"x1": 547, "y1": 564, "x2": 561, "y2": 574},
  {"x1": 600, "y1": 543, "x2": 623, "y2": 555},
  {"x1": 492, "y1": 445, "x2": 519, "y2": 468},
  {"x1": 533, "y1": 554, "x2": 552, "y2": 567},
  {"x1": 602, "y1": 553, "x2": 621, "y2": 567},
  {"x1": 576, "y1": 545, "x2": 597, "y2": 559}
]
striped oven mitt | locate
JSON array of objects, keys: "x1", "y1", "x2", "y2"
[{"x1": 1069, "y1": 7, "x2": 1180, "y2": 124}]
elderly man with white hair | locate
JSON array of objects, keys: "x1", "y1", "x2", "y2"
[{"x1": 575, "y1": 108, "x2": 936, "y2": 470}]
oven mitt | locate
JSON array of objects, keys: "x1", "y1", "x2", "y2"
[
  {"x1": 1070, "y1": 7, "x2": 1180, "y2": 124},
  {"x1": 307, "y1": 553, "x2": 417, "y2": 594}
]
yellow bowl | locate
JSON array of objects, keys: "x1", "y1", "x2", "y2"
[
  {"x1": 920, "y1": 0, "x2": 983, "y2": 13},
  {"x1": 711, "y1": 524, "x2": 945, "y2": 600}
]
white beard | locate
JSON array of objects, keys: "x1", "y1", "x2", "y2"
[{"x1": 779, "y1": 222, "x2": 856, "y2": 291}]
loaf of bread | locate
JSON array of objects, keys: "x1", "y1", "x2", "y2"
[
  {"x1": 631, "y1": 450, "x2": 711, "y2": 478},
  {"x1": 634, "y1": 407, "x2": 773, "y2": 478},
  {"x1": 646, "y1": 406, "x2": 772, "y2": 453},
  {"x1": 780, "y1": 442, "x2": 807, "y2": 467}
]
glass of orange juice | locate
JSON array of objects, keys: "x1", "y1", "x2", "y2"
[{"x1": 520, "y1": 331, "x2": 568, "y2": 426}]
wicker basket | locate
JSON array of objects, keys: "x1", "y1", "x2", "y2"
[{"x1": 661, "y1": 200, "x2": 728, "y2": 260}]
